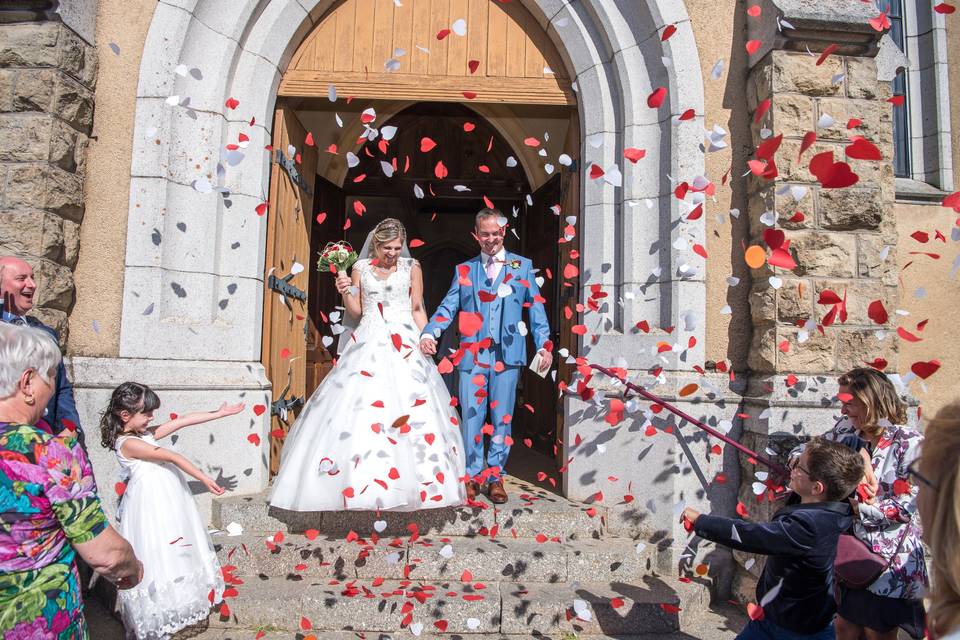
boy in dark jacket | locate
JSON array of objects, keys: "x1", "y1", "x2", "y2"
[{"x1": 682, "y1": 437, "x2": 865, "y2": 640}]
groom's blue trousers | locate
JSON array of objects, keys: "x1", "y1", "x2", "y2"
[{"x1": 458, "y1": 343, "x2": 520, "y2": 483}]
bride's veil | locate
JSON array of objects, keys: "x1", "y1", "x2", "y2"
[{"x1": 336, "y1": 225, "x2": 411, "y2": 354}]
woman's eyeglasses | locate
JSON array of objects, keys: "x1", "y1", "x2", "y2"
[{"x1": 906, "y1": 457, "x2": 937, "y2": 491}]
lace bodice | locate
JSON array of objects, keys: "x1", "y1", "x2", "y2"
[{"x1": 356, "y1": 257, "x2": 415, "y2": 322}]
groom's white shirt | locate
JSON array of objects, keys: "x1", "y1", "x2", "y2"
[{"x1": 481, "y1": 247, "x2": 507, "y2": 283}]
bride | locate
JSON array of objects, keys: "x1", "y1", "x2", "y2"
[{"x1": 269, "y1": 218, "x2": 467, "y2": 511}]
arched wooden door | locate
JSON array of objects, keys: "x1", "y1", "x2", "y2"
[{"x1": 265, "y1": 0, "x2": 580, "y2": 474}]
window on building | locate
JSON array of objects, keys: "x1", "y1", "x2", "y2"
[{"x1": 890, "y1": 0, "x2": 954, "y2": 195}]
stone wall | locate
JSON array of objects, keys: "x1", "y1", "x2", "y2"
[{"x1": 0, "y1": 17, "x2": 97, "y2": 339}]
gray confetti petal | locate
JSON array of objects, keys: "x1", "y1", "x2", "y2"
[
  {"x1": 189, "y1": 67, "x2": 203, "y2": 80},
  {"x1": 143, "y1": 303, "x2": 154, "y2": 315},
  {"x1": 170, "y1": 282, "x2": 187, "y2": 298},
  {"x1": 218, "y1": 299, "x2": 229, "y2": 309},
  {"x1": 151, "y1": 229, "x2": 162, "y2": 245},
  {"x1": 227, "y1": 283, "x2": 238, "y2": 294},
  {"x1": 176, "y1": 222, "x2": 186, "y2": 232},
  {"x1": 108, "y1": 42, "x2": 120, "y2": 55},
  {"x1": 230, "y1": 242, "x2": 240, "y2": 249}
]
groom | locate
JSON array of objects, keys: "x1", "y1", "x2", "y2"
[{"x1": 420, "y1": 209, "x2": 552, "y2": 503}]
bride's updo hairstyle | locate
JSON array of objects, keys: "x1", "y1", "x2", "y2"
[{"x1": 369, "y1": 218, "x2": 406, "y2": 258}]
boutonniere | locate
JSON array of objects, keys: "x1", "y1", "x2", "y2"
[{"x1": 508, "y1": 259, "x2": 521, "y2": 269}]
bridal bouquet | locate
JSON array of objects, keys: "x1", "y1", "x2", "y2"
[{"x1": 317, "y1": 241, "x2": 358, "y2": 274}]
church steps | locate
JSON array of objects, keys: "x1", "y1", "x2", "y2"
[
  {"x1": 212, "y1": 480, "x2": 611, "y2": 540},
  {"x1": 212, "y1": 533, "x2": 664, "y2": 583},
  {"x1": 202, "y1": 578, "x2": 703, "y2": 636}
]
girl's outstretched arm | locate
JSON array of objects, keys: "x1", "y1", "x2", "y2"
[
  {"x1": 120, "y1": 437, "x2": 225, "y2": 495},
  {"x1": 152, "y1": 402, "x2": 245, "y2": 440}
]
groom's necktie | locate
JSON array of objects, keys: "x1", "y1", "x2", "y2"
[
  {"x1": 485, "y1": 255, "x2": 497, "y2": 282},
  {"x1": 8, "y1": 316, "x2": 26, "y2": 326}
]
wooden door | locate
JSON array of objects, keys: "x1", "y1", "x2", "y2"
[
  {"x1": 518, "y1": 174, "x2": 564, "y2": 457},
  {"x1": 262, "y1": 103, "x2": 318, "y2": 474},
  {"x1": 305, "y1": 175, "x2": 346, "y2": 400}
]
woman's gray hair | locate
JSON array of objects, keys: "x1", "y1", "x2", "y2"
[{"x1": 0, "y1": 323, "x2": 61, "y2": 398}]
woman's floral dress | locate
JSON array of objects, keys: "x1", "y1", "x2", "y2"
[
  {"x1": 0, "y1": 423, "x2": 108, "y2": 639},
  {"x1": 825, "y1": 417, "x2": 928, "y2": 599}
]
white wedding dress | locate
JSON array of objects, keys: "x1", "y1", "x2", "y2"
[
  {"x1": 113, "y1": 434, "x2": 224, "y2": 639},
  {"x1": 269, "y1": 257, "x2": 466, "y2": 511}
]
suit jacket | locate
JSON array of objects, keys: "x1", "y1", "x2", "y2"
[
  {"x1": 1, "y1": 315, "x2": 84, "y2": 450},
  {"x1": 694, "y1": 500, "x2": 853, "y2": 635},
  {"x1": 423, "y1": 251, "x2": 550, "y2": 370}
]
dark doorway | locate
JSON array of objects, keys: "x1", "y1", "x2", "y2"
[{"x1": 305, "y1": 101, "x2": 569, "y2": 462}]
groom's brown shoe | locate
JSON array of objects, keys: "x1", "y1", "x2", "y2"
[
  {"x1": 487, "y1": 481, "x2": 508, "y2": 504},
  {"x1": 465, "y1": 481, "x2": 481, "y2": 500}
]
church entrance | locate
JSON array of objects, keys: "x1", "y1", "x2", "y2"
[{"x1": 258, "y1": 0, "x2": 580, "y2": 479}]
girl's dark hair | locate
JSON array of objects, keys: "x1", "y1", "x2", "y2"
[{"x1": 100, "y1": 382, "x2": 161, "y2": 450}]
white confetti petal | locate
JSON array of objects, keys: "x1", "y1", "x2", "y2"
[{"x1": 451, "y1": 18, "x2": 467, "y2": 36}]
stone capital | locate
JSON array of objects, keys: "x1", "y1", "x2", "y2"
[{"x1": 747, "y1": 0, "x2": 883, "y2": 68}]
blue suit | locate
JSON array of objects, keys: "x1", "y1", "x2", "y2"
[
  {"x1": 1, "y1": 313, "x2": 84, "y2": 451},
  {"x1": 423, "y1": 252, "x2": 550, "y2": 481}
]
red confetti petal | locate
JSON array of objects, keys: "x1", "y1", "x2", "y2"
[
  {"x1": 911, "y1": 359, "x2": 940, "y2": 379},
  {"x1": 647, "y1": 87, "x2": 667, "y2": 108}
]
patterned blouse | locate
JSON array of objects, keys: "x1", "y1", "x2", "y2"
[
  {"x1": 0, "y1": 422, "x2": 108, "y2": 639},
  {"x1": 823, "y1": 417, "x2": 928, "y2": 600}
]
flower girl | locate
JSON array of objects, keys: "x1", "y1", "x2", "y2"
[{"x1": 99, "y1": 382, "x2": 244, "y2": 639}]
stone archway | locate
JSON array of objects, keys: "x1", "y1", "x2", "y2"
[{"x1": 117, "y1": 0, "x2": 706, "y2": 522}]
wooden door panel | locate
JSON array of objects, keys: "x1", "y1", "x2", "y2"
[{"x1": 262, "y1": 103, "x2": 317, "y2": 474}]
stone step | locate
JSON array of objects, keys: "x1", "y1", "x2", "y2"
[
  {"x1": 204, "y1": 577, "x2": 706, "y2": 636},
  {"x1": 212, "y1": 533, "x2": 670, "y2": 583},
  {"x1": 213, "y1": 478, "x2": 606, "y2": 540}
]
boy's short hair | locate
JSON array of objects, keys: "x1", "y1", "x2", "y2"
[{"x1": 804, "y1": 437, "x2": 865, "y2": 501}]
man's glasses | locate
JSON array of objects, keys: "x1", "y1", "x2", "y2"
[
  {"x1": 789, "y1": 457, "x2": 814, "y2": 478},
  {"x1": 906, "y1": 457, "x2": 937, "y2": 491}
]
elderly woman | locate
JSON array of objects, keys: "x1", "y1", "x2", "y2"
[
  {"x1": 0, "y1": 324, "x2": 141, "y2": 638},
  {"x1": 915, "y1": 401, "x2": 960, "y2": 640},
  {"x1": 822, "y1": 368, "x2": 927, "y2": 640}
]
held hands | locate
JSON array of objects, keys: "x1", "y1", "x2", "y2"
[
  {"x1": 336, "y1": 272, "x2": 352, "y2": 295},
  {"x1": 419, "y1": 336, "x2": 438, "y2": 356},
  {"x1": 202, "y1": 475, "x2": 226, "y2": 495},
  {"x1": 216, "y1": 401, "x2": 245, "y2": 418}
]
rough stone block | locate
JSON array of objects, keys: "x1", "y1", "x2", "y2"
[
  {"x1": 816, "y1": 97, "x2": 891, "y2": 144},
  {"x1": 759, "y1": 94, "x2": 815, "y2": 137},
  {"x1": 0, "y1": 113, "x2": 52, "y2": 162},
  {"x1": 856, "y1": 234, "x2": 897, "y2": 285},
  {"x1": 62, "y1": 220, "x2": 80, "y2": 268},
  {"x1": 4, "y1": 164, "x2": 84, "y2": 221},
  {"x1": 749, "y1": 284, "x2": 776, "y2": 326},
  {"x1": 53, "y1": 75, "x2": 95, "y2": 132},
  {"x1": 747, "y1": 58, "x2": 773, "y2": 112},
  {"x1": 818, "y1": 187, "x2": 883, "y2": 230},
  {"x1": 29, "y1": 307, "x2": 68, "y2": 342},
  {"x1": 0, "y1": 22, "x2": 62, "y2": 68},
  {"x1": 771, "y1": 51, "x2": 844, "y2": 97},
  {"x1": 748, "y1": 184, "x2": 816, "y2": 234},
  {"x1": 836, "y1": 329, "x2": 898, "y2": 372},
  {"x1": 846, "y1": 57, "x2": 883, "y2": 100},
  {"x1": 11, "y1": 69, "x2": 58, "y2": 112},
  {"x1": 32, "y1": 257, "x2": 75, "y2": 311},
  {"x1": 813, "y1": 280, "x2": 896, "y2": 327},
  {"x1": 747, "y1": 324, "x2": 777, "y2": 374},
  {"x1": 776, "y1": 326, "x2": 835, "y2": 374},
  {"x1": 789, "y1": 231, "x2": 857, "y2": 277},
  {"x1": 49, "y1": 120, "x2": 82, "y2": 172},
  {"x1": 0, "y1": 209, "x2": 64, "y2": 260},
  {"x1": 0, "y1": 69, "x2": 13, "y2": 111},
  {"x1": 777, "y1": 278, "x2": 813, "y2": 324}
]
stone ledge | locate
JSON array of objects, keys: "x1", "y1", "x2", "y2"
[{"x1": 747, "y1": 0, "x2": 882, "y2": 67}]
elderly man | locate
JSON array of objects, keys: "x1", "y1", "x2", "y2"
[{"x1": 0, "y1": 256, "x2": 84, "y2": 450}]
